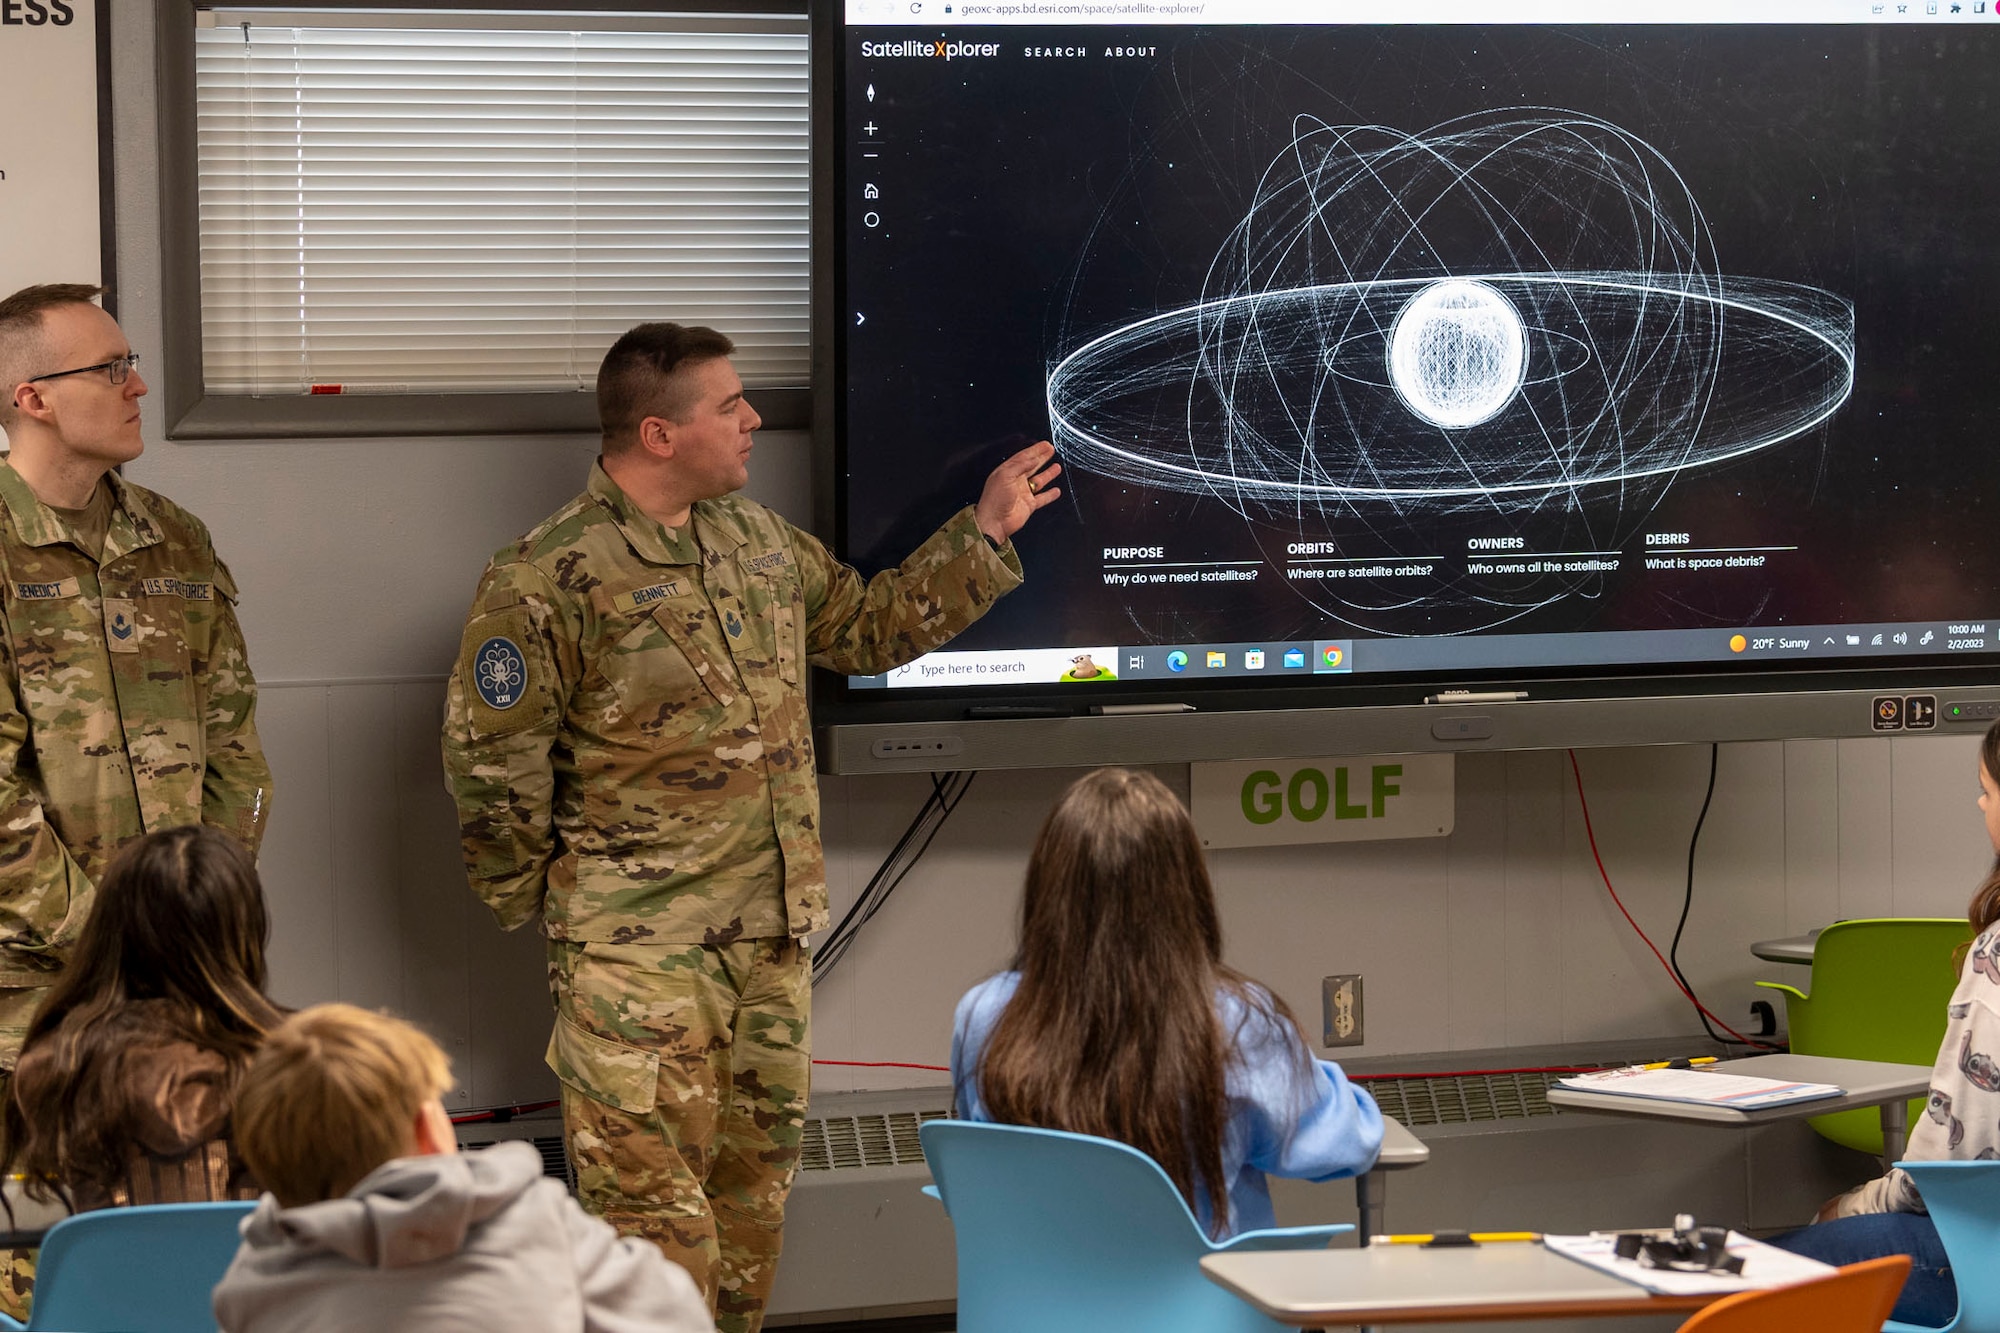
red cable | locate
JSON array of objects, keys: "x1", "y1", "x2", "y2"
[
  {"x1": 1351, "y1": 1065, "x2": 1604, "y2": 1082},
  {"x1": 1567, "y1": 750, "x2": 1779, "y2": 1050},
  {"x1": 449, "y1": 1068, "x2": 955, "y2": 1125},
  {"x1": 811, "y1": 1060, "x2": 1653, "y2": 1082},
  {"x1": 813, "y1": 1059, "x2": 949, "y2": 1071},
  {"x1": 450, "y1": 1098, "x2": 561, "y2": 1125},
  {"x1": 807, "y1": 1062, "x2": 1637, "y2": 1082},
  {"x1": 457, "y1": 762, "x2": 1770, "y2": 1122},
  {"x1": 789, "y1": 768, "x2": 1783, "y2": 1086}
]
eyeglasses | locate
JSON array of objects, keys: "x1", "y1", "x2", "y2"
[{"x1": 26, "y1": 352, "x2": 141, "y2": 387}]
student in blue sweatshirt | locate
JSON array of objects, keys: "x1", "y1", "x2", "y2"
[{"x1": 950, "y1": 767, "x2": 1382, "y2": 1238}]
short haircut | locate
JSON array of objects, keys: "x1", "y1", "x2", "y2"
[
  {"x1": 0, "y1": 283, "x2": 104, "y2": 429},
  {"x1": 233, "y1": 1004, "x2": 454, "y2": 1208},
  {"x1": 595, "y1": 322, "x2": 735, "y2": 453}
]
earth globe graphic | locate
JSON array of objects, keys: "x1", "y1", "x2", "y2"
[{"x1": 1386, "y1": 279, "x2": 1528, "y2": 429}]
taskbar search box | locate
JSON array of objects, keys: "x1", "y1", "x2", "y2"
[
  {"x1": 853, "y1": 639, "x2": 1332, "y2": 687},
  {"x1": 869, "y1": 645, "x2": 1120, "y2": 688}
]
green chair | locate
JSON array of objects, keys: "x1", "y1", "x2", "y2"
[{"x1": 1755, "y1": 917, "x2": 1969, "y2": 1156}]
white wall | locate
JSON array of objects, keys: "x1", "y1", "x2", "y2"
[
  {"x1": 90, "y1": 0, "x2": 1995, "y2": 1109},
  {"x1": 810, "y1": 740, "x2": 1992, "y2": 1095}
]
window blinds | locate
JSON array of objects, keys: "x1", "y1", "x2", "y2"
[{"x1": 193, "y1": 10, "x2": 808, "y2": 397}]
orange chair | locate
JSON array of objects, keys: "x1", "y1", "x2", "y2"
[{"x1": 1674, "y1": 1255, "x2": 1911, "y2": 1333}]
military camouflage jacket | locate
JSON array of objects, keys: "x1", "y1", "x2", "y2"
[
  {"x1": 0, "y1": 460, "x2": 271, "y2": 984},
  {"x1": 442, "y1": 464, "x2": 1022, "y2": 945}
]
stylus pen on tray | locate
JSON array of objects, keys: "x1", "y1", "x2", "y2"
[
  {"x1": 1091, "y1": 703, "x2": 1196, "y2": 715},
  {"x1": 1423, "y1": 690, "x2": 1529, "y2": 705}
]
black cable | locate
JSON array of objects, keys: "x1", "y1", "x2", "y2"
[
  {"x1": 813, "y1": 770, "x2": 976, "y2": 984},
  {"x1": 819, "y1": 774, "x2": 953, "y2": 958},
  {"x1": 856, "y1": 775, "x2": 960, "y2": 925},
  {"x1": 814, "y1": 771, "x2": 969, "y2": 978},
  {"x1": 816, "y1": 772, "x2": 962, "y2": 969},
  {"x1": 1668, "y1": 743, "x2": 1759, "y2": 1047}
]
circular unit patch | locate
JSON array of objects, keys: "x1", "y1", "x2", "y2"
[{"x1": 474, "y1": 636, "x2": 528, "y2": 710}]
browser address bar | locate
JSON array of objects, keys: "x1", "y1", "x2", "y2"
[{"x1": 850, "y1": 0, "x2": 1908, "y2": 24}]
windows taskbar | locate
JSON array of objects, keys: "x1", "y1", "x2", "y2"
[{"x1": 849, "y1": 618, "x2": 1997, "y2": 689}]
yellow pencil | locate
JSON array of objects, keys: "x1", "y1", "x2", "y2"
[
  {"x1": 1379, "y1": 1231, "x2": 1541, "y2": 1245},
  {"x1": 1637, "y1": 1057, "x2": 1720, "y2": 1070}
]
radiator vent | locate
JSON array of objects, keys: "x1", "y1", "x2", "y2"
[
  {"x1": 463, "y1": 1132, "x2": 575, "y2": 1188},
  {"x1": 1363, "y1": 1072, "x2": 1578, "y2": 1127},
  {"x1": 532, "y1": 1134, "x2": 574, "y2": 1185},
  {"x1": 793, "y1": 1071, "x2": 1580, "y2": 1174},
  {"x1": 800, "y1": 1110, "x2": 949, "y2": 1172}
]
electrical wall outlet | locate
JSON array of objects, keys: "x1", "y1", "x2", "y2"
[{"x1": 1322, "y1": 974, "x2": 1364, "y2": 1047}]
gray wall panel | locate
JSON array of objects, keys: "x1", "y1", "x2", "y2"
[
  {"x1": 1837, "y1": 737, "x2": 1896, "y2": 918},
  {"x1": 1445, "y1": 751, "x2": 1512, "y2": 1050},
  {"x1": 252, "y1": 685, "x2": 337, "y2": 1010},
  {"x1": 1784, "y1": 738, "x2": 1842, "y2": 935},
  {"x1": 327, "y1": 683, "x2": 404, "y2": 1012},
  {"x1": 1503, "y1": 749, "x2": 1567, "y2": 1049},
  {"x1": 394, "y1": 682, "x2": 476, "y2": 1108}
]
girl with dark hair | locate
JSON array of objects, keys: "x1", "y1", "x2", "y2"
[
  {"x1": 1767, "y1": 718, "x2": 2000, "y2": 1325},
  {"x1": 3, "y1": 824, "x2": 285, "y2": 1211},
  {"x1": 949, "y1": 767, "x2": 1382, "y2": 1238}
]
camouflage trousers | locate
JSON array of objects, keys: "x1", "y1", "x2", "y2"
[
  {"x1": 547, "y1": 938, "x2": 808, "y2": 1333},
  {"x1": 0, "y1": 986, "x2": 43, "y2": 1073},
  {"x1": 0, "y1": 986, "x2": 50, "y2": 1325},
  {"x1": 0, "y1": 1066, "x2": 28, "y2": 1327}
]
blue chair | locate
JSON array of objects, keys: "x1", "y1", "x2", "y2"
[
  {"x1": 1884, "y1": 1159, "x2": 2000, "y2": 1333},
  {"x1": 0, "y1": 1200, "x2": 255, "y2": 1332},
  {"x1": 919, "y1": 1119, "x2": 1351, "y2": 1333}
]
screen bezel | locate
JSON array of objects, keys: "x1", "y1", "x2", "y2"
[{"x1": 808, "y1": 5, "x2": 2000, "y2": 771}]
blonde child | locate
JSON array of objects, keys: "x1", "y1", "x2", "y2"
[{"x1": 213, "y1": 1004, "x2": 711, "y2": 1333}]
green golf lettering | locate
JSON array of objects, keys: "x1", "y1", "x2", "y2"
[
  {"x1": 1288, "y1": 767, "x2": 1329, "y2": 822},
  {"x1": 1333, "y1": 766, "x2": 1368, "y2": 819},
  {"x1": 1241, "y1": 770, "x2": 1283, "y2": 824},
  {"x1": 1371, "y1": 763, "x2": 1403, "y2": 817}
]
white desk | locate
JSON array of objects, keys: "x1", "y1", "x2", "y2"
[
  {"x1": 1202, "y1": 1241, "x2": 1714, "y2": 1327},
  {"x1": 1543, "y1": 1053, "x2": 1932, "y2": 1162},
  {"x1": 1355, "y1": 1113, "x2": 1429, "y2": 1244}
]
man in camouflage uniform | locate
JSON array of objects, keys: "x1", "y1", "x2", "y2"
[
  {"x1": 0, "y1": 283, "x2": 272, "y2": 1320},
  {"x1": 442, "y1": 323, "x2": 1058, "y2": 1333},
  {"x1": 0, "y1": 284, "x2": 272, "y2": 1063}
]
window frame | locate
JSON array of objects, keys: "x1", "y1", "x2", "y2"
[{"x1": 154, "y1": 0, "x2": 811, "y2": 441}]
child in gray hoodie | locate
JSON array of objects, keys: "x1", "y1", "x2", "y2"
[{"x1": 211, "y1": 1004, "x2": 712, "y2": 1333}]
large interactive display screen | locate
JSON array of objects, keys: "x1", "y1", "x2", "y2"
[{"x1": 820, "y1": 0, "x2": 2000, "y2": 734}]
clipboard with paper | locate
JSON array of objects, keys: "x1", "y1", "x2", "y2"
[
  {"x1": 1543, "y1": 1230, "x2": 1836, "y2": 1296},
  {"x1": 1552, "y1": 1066, "x2": 1844, "y2": 1110}
]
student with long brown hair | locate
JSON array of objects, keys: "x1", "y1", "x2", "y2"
[
  {"x1": 3, "y1": 824, "x2": 285, "y2": 1212},
  {"x1": 950, "y1": 767, "x2": 1382, "y2": 1238},
  {"x1": 1767, "y1": 718, "x2": 2000, "y2": 1326}
]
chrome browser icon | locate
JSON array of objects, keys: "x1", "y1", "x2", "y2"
[{"x1": 1313, "y1": 641, "x2": 1354, "y2": 674}]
